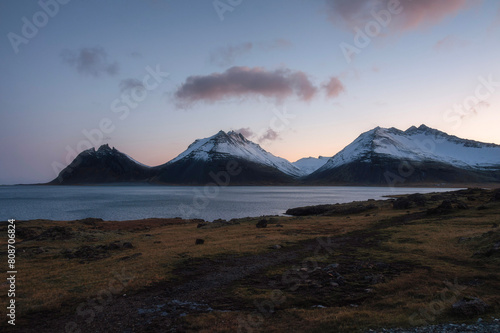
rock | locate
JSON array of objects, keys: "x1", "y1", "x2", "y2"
[
  {"x1": 408, "y1": 193, "x2": 427, "y2": 206},
  {"x1": 452, "y1": 297, "x2": 489, "y2": 317},
  {"x1": 439, "y1": 200, "x2": 453, "y2": 210},
  {"x1": 393, "y1": 197, "x2": 412, "y2": 209},
  {"x1": 70, "y1": 245, "x2": 109, "y2": 260},
  {"x1": 107, "y1": 243, "x2": 120, "y2": 250},
  {"x1": 286, "y1": 203, "x2": 376, "y2": 216},
  {"x1": 455, "y1": 201, "x2": 469, "y2": 210},
  {"x1": 122, "y1": 242, "x2": 134, "y2": 249},
  {"x1": 197, "y1": 223, "x2": 208, "y2": 228},
  {"x1": 365, "y1": 274, "x2": 385, "y2": 284},
  {"x1": 78, "y1": 218, "x2": 103, "y2": 225},
  {"x1": 36, "y1": 226, "x2": 73, "y2": 240},
  {"x1": 427, "y1": 200, "x2": 453, "y2": 215},
  {"x1": 324, "y1": 263, "x2": 339, "y2": 271},
  {"x1": 16, "y1": 227, "x2": 38, "y2": 240},
  {"x1": 492, "y1": 189, "x2": 500, "y2": 201},
  {"x1": 430, "y1": 194, "x2": 445, "y2": 201},
  {"x1": 195, "y1": 238, "x2": 205, "y2": 245},
  {"x1": 270, "y1": 244, "x2": 282, "y2": 250},
  {"x1": 256, "y1": 219, "x2": 268, "y2": 228}
]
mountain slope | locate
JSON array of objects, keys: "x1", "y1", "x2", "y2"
[
  {"x1": 153, "y1": 131, "x2": 301, "y2": 184},
  {"x1": 49, "y1": 144, "x2": 154, "y2": 184},
  {"x1": 292, "y1": 156, "x2": 329, "y2": 176},
  {"x1": 305, "y1": 125, "x2": 500, "y2": 185}
]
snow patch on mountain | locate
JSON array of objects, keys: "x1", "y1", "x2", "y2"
[
  {"x1": 318, "y1": 125, "x2": 500, "y2": 173},
  {"x1": 168, "y1": 131, "x2": 303, "y2": 177},
  {"x1": 292, "y1": 156, "x2": 330, "y2": 175}
]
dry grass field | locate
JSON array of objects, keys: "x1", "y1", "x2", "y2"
[{"x1": 1, "y1": 188, "x2": 499, "y2": 332}]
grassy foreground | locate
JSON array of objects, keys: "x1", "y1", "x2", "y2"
[{"x1": 1, "y1": 188, "x2": 500, "y2": 332}]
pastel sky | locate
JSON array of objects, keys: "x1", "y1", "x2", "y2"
[{"x1": 1, "y1": 0, "x2": 500, "y2": 184}]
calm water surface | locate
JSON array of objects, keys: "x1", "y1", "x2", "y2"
[{"x1": 0, "y1": 185, "x2": 458, "y2": 221}]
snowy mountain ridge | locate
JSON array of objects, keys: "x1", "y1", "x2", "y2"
[
  {"x1": 167, "y1": 130, "x2": 304, "y2": 177},
  {"x1": 51, "y1": 125, "x2": 500, "y2": 185},
  {"x1": 316, "y1": 124, "x2": 500, "y2": 174}
]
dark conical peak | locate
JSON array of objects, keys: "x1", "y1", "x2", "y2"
[
  {"x1": 95, "y1": 144, "x2": 117, "y2": 156},
  {"x1": 97, "y1": 144, "x2": 112, "y2": 151}
]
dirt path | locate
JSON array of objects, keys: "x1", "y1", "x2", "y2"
[{"x1": 18, "y1": 239, "x2": 318, "y2": 333}]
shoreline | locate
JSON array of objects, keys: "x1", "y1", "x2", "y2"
[
  {"x1": 2, "y1": 182, "x2": 499, "y2": 188},
  {"x1": 2, "y1": 188, "x2": 499, "y2": 332}
]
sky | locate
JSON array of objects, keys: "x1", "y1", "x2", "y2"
[{"x1": 1, "y1": 0, "x2": 500, "y2": 184}]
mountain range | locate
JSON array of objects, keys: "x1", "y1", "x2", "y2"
[{"x1": 49, "y1": 125, "x2": 500, "y2": 186}]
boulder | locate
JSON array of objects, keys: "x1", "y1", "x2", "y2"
[
  {"x1": 393, "y1": 197, "x2": 412, "y2": 209},
  {"x1": 452, "y1": 297, "x2": 489, "y2": 317},
  {"x1": 256, "y1": 219, "x2": 268, "y2": 228}
]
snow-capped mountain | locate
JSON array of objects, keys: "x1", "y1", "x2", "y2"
[
  {"x1": 292, "y1": 156, "x2": 329, "y2": 176},
  {"x1": 164, "y1": 130, "x2": 302, "y2": 177},
  {"x1": 50, "y1": 144, "x2": 153, "y2": 184},
  {"x1": 48, "y1": 125, "x2": 500, "y2": 186},
  {"x1": 307, "y1": 125, "x2": 500, "y2": 185},
  {"x1": 153, "y1": 131, "x2": 302, "y2": 184}
]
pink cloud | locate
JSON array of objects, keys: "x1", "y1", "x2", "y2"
[
  {"x1": 259, "y1": 128, "x2": 279, "y2": 142},
  {"x1": 323, "y1": 76, "x2": 345, "y2": 98},
  {"x1": 234, "y1": 127, "x2": 254, "y2": 138},
  {"x1": 174, "y1": 66, "x2": 318, "y2": 105},
  {"x1": 325, "y1": 0, "x2": 474, "y2": 33}
]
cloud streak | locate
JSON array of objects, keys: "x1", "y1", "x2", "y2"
[
  {"x1": 209, "y1": 39, "x2": 292, "y2": 67},
  {"x1": 119, "y1": 78, "x2": 145, "y2": 93},
  {"x1": 325, "y1": 0, "x2": 472, "y2": 33},
  {"x1": 61, "y1": 46, "x2": 119, "y2": 77},
  {"x1": 234, "y1": 127, "x2": 281, "y2": 143},
  {"x1": 175, "y1": 66, "x2": 318, "y2": 105},
  {"x1": 235, "y1": 127, "x2": 254, "y2": 138}
]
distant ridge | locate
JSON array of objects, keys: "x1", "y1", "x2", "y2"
[{"x1": 49, "y1": 125, "x2": 500, "y2": 185}]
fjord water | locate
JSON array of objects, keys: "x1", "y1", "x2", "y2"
[{"x1": 0, "y1": 185, "x2": 458, "y2": 222}]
